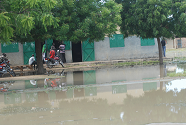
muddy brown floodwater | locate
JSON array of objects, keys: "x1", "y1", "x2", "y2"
[{"x1": 1, "y1": 64, "x2": 186, "y2": 125}]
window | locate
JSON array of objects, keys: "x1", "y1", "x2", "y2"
[
  {"x1": 1, "y1": 42, "x2": 19, "y2": 53},
  {"x1": 110, "y1": 34, "x2": 125, "y2": 48},
  {"x1": 141, "y1": 38, "x2": 155, "y2": 46}
]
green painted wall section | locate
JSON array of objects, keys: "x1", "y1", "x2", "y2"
[
  {"x1": 1, "y1": 42, "x2": 19, "y2": 53},
  {"x1": 141, "y1": 38, "x2": 155, "y2": 46},
  {"x1": 64, "y1": 41, "x2": 70, "y2": 50},
  {"x1": 110, "y1": 34, "x2": 125, "y2": 48}
]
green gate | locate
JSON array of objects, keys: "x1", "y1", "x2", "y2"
[
  {"x1": 82, "y1": 40, "x2": 95, "y2": 61},
  {"x1": 23, "y1": 42, "x2": 35, "y2": 64}
]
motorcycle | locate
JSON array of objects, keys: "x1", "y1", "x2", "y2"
[
  {"x1": 0, "y1": 58, "x2": 16, "y2": 77},
  {"x1": 45, "y1": 50, "x2": 65, "y2": 68}
]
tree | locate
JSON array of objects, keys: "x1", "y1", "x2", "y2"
[
  {"x1": 120, "y1": 0, "x2": 186, "y2": 64},
  {"x1": 1, "y1": 0, "x2": 60, "y2": 74},
  {"x1": 50, "y1": 0, "x2": 122, "y2": 42},
  {"x1": 0, "y1": 0, "x2": 122, "y2": 74}
]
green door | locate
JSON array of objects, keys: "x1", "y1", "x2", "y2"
[
  {"x1": 82, "y1": 40, "x2": 95, "y2": 61},
  {"x1": 23, "y1": 42, "x2": 35, "y2": 64}
]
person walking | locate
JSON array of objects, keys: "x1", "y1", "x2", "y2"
[
  {"x1": 29, "y1": 54, "x2": 37, "y2": 70},
  {"x1": 161, "y1": 38, "x2": 167, "y2": 57},
  {"x1": 59, "y1": 42, "x2": 66, "y2": 63}
]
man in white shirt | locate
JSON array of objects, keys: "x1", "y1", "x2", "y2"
[{"x1": 29, "y1": 54, "x2": 37, "y2": 70}]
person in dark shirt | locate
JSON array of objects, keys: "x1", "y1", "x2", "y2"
[{"x1": 161, "y1": 38, "x2": 167, "y2": 57}]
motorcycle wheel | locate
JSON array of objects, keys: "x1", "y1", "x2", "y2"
[
  {"x1": 8, "y1": 70, "x2": 16, "y2": 77},
  {"x1": 47, "y1": 61, "x2": 54, "y2": 68}
]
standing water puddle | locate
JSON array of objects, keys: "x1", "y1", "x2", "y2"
[{"x1": 1, "y1": 64, "x2": 186, "y2": 125}]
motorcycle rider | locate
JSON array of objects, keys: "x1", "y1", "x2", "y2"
[{"x1": 49, "y1": 48, "x2": 56, "y2": 64}]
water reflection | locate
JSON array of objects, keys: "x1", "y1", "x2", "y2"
[
  {"x1": 166, "y1": 79, "x2": 186, "y2": 93},
  {"x1": 0, "y1": 79, "x2": 186, "y2": 124},
  {"x1": 2, "y1": 65, "x2": 186, "y2": 124}
]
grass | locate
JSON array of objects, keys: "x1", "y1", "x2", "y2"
[
  {"x1": 113, "y1": 60, "x2": 159, "y2": 66},
  {"x1": 64, "y1": 60, "x2": 160, "y2": 68},
  {"x1": 167, "y1": 48, "x2": 186, "y2": 52},
  {"x1": 167, "y1": 71, "x2": 186, "y2": 77},
  {"x1": 174, "y1": 57, "x2": 186, "y2": 61}
]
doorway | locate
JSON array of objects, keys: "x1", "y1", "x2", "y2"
[
  {"x1": 53, "y1": 40, "x2": 60, "y2": 50},
  {"x1": 72, "y1": 42, "x2": 82, "y2": 62}
]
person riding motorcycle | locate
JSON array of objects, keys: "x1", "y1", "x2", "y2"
[{"x1": 49, "y1": 48, "x2": 56, "y2": 64}]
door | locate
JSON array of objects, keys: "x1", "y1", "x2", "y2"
[
  {"x1": 23, "y1": 42, "x2": 35, "y2": 64},
  {"x1": 72, "y1": 42, "x2": 82, "y2": 62},
  {"x1": 82, "y1": 40, "x2": 95, "y2": 61},
  {"x1": 177, "y1": 39, "x2": 182, "y2": 48}
]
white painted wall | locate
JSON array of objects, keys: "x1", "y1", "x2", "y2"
[
  {"x1": 0, "y1": 43, "x2": 24, "y2": 66},
  {"x1": 94, "y1": 36, "x2": 159, "y2": 61}
]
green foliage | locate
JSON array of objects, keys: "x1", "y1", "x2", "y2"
[
  {"x1": 0, "y1": 12, "x2": 14, "y2": 42},
  {"x1": 1, "y1": 0, "x2": 121, "y2": 43},
  {"x1": 120, "y1": 0, "x2": 186, "y2": 39},
  {"x1": 0, "y1": 0, "x2": 122, "y2": 74},
  {"x1": 53, "y1": 0, "x2": 122, "y2": 42}
]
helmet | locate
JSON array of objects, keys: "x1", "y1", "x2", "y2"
[{"x1": 2, "y1": 53, "x2": 6, "y2": 57}]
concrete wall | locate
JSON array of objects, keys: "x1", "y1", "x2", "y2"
[
  {"x1": 0, "y1": 36, "x2": 159, "y2": 65},
  {"x1": 165, "y1": 38, "x2": 186, "y2": 49},
  {"x1": 0, "y1": 43, "x2": 24, "y2": 66},
  {"x1": 166, "y1": 38, "x2": 175, "y2": 49},
  {"x1": 65, "y1": 42, "x2": 73, "y2": 63},
  {"x1": 94, "y1": 36, "x2": 159, "y2": 61}
]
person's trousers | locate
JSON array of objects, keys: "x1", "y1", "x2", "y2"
[
  {"x1": 60, "y1": 53, "x2": 66, "y2": 63},
  {"x1": 162, "y1": 46, "x2": 166, "y2": 57},
  {"x1": 31, "y1": 61, "x2": 37, "y2": 70}
]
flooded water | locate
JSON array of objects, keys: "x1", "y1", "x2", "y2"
[{"x1": 1, "y1": 64, "x2": 186, "y2": 125}]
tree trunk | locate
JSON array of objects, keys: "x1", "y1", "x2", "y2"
[
  {"x1": 157, "y1": 37, "x2": 163, "y2": 65},
  {"x1": 35, "y1": 39, "x2": 45, "y2": 74}
]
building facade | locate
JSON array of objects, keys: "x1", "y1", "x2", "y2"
[{"x1": 0, "y1": 35, "x2": 159, "y2": 65}]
